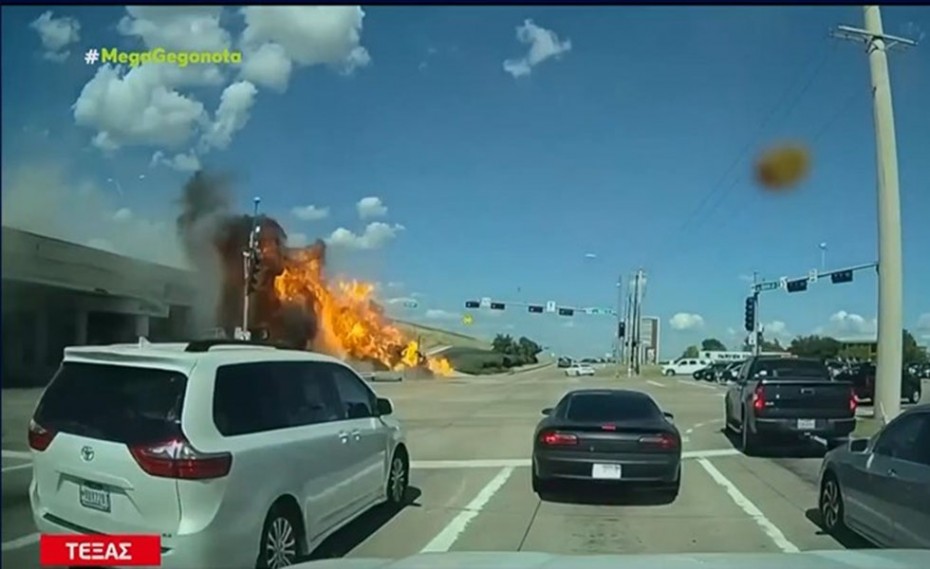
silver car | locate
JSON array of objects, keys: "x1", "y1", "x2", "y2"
[{"x1": 818, "y1": 404, "x2": 930, "y2": 547}]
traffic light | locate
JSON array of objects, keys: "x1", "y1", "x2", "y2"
[
  {"x1": 744, "y1": 296, "x2": 755, "y2": 332},
  {"x1": 831, "y1": 270, "x2": 853, "y2": 284},
  {"x1": 558, "y1": 307, "x2": 574, "y2": 316},
  {"x1": 786, "y1": 279, "x2": 808, "y2": 293},
  {"x1": 618, "y1": 321, "x2": 626, "y2": 338},
  {"x1": 464, "y1": 300, "x2": 480, "y2": 309},
  {"x1": 490, "y1": 302, "x2": 505, "y2": 310},
  {"x1": 528, "y1": 305, "x2": 543, "y2": 313},
  {"x1": 246, "y1": 251, "x2": 262, "y2": 294}
]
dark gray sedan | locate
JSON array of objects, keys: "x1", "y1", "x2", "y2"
[
  {"x1": 532, "y1": 389, "x2": 682, "y2": 500},
  {"x1": 818, "y1": 404, "x2": 930, "y2": 547}
]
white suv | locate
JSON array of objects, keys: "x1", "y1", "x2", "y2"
[{"x1": 28, "y1": 340, "x2": 410, "y2": 569}]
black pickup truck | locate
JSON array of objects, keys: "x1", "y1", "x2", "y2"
[{"x1": 724, "y1": 356, "x2": 857, "y2": 454}]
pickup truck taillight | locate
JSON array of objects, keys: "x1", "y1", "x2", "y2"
[
  {"x1": 752, "y1": 386, "x2": 765, "y2": 412},
  {"x1": 849, "y1": 389, "x2": 858, "y2": 412}
]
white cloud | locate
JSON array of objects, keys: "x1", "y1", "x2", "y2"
[
  {"x1": 151, "y1": 150, "x2": 201, "y2": 172},
  {"x1": 1, "y1": 162, "x2": 187, "y2": 268},
  {"x1": 387, "y1": 281, "x2": 404, "y2": 289},
  {"x1": 326, "y1": 222, "x2": 404, "y2": 250},
  {"x1": 291, "y1": 205, "x2": 330, "y2": 221},
  {"x1": 356, "y1": 196, "x2": 387, "y2": 219},
  {"x1": 239, "y1": 42, "x2": 293, "y2": 92},
  {"x1": 30, "y1": 11, "x2": 80, "y2": 62},
  {"x1": 917, "y1": 313, "x2": 930, "y2": 331},
  {"x1": 73, "y1": 64, "x2": 208, "y2": 151},
  {"x1": 669, "y1": 312, "x2": 704, "y2": 331},
  {"x1": 763, "y1": 320, "x2": 792, "y2": 342},
  {"x1": 828, "y1": 310, "x2": 877, "y2": 339},
  {"x1": 503, "y1": 20, "x2": 571, "y2": 78},
  {"x1": 200, "y1": 80, "x2": 258, "y2": 151},
  {"x1": 425, "y1": 309, "x2": 458, "y2": 320},
  {"x1": 239, "y1": 6, "x2": 371, "y2": 91}
]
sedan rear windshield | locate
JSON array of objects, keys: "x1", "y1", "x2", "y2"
[
  {"x1": 34, "y1": 362, "x2": 187, "y2": 445},
  {"x1": 565, "y1": 393, "x2": 661, "y2": 423}
]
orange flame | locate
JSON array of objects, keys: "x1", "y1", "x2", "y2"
[{"x1": 272, "y1": 248, "x2": 453, "y2": 376}]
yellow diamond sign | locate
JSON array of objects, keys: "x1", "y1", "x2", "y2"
[{"x1": 462, "y1": 313, "x2": 474, "y2": 326}]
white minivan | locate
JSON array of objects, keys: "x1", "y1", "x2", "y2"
[
  {"x1": 662, "y1": 358, "x2": 710, "y2": 376},
  {"x1": 28, "y1": 340, "x2": 410, "y2": 568}
]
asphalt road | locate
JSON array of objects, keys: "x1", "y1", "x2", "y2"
[{"x1": 4, "y1": 367, "x2": 920, "y2": 566}]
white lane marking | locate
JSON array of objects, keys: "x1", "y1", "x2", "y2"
[
  {"x1": 646, "y1": 380, "x2": 665, "y2": 388},
  {"x1": 420, "y1": 466, "x2": 515, "y2": 552},
  {"x1": 2, "y1": 463, "x2": 32, "y2": 473},
  {"x1": 696, "y1": 458, "x2": 799, "y2": 553},
  {"x1": 2, "y1": 450, "x2": 32, "y2": 460},
  {"x1": 676, "y1": 379, "x2": 718, "y2": 390},
  {"x1": 2, "y1": 533, "x2": 40, "y2": 552},
  {"x1": 411, "y1": 448, "x2": 742, "y2": 470}
]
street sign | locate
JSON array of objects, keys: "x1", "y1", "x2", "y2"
[
  {"x1": 583, "y1": 307, "x2": 597, "y2": 315},
  {"x1": 808, "y1": 269, "x2": 818, "y2": 283},
  {"x1": 545, "y1": 301, "x2": 556, "y2": 313},
  {"x1": 480, "y1": 297, "x2": 491, "y2": 308},
  {"x1": 779, "y1": 277, "x2": 788, "y2": 290}
]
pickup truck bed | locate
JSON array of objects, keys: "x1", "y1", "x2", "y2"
[{"x1": 751, "y1": 379, "x2": 857, "y2": 439}]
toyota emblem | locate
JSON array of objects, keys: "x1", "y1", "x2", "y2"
[{"x1": 80, "y1": 446, "x2": 95, "y2": 462}]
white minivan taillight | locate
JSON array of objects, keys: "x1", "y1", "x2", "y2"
[
  {"x1": 28, "y1": 419, "x2": 57, "y2": 451},
  {"x1": 129, "y1": 437, "x2": 231, "y2": 480}
]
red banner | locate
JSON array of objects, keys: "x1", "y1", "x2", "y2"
[{"x1": 39, "y1": 534, "x2": 161, "y2": 566}]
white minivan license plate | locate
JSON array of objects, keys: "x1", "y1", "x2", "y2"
[
  {"x1": 591, "y1": 464, "x2": 622, "y2": 479},
  {"x1": 79, "y1": 483, "x2": 111, "y2": 513},
  {"x1": 797, "y1": 419, "x2": 816, "y2": 430}
]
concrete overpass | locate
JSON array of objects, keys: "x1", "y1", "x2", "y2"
[{"x1": 1, "y1": 226, "x2": 199, "y2": 386}]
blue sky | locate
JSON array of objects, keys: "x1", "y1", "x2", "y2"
[{"x1": 2, "y1": 6, "x2": 929, "y2": 359}]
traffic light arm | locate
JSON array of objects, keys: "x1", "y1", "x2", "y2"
[
  {"x1": 463, "y1": 298, "x2": 616, "y2": 316},
  {"x1": 751, "y1": 261, "x2": 878, "y2": 294}
]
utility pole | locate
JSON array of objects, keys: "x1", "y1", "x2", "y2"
[
  {"x1": 630, "y1": 269, "x2": 645, "y2": 375},
  {"x1": 752, "y1": 272, "x2": 761, "y2": 356},
  {"x1": 242, "y1": 197, "x2": 262, "y2": 337},
  {"x1": 625, "y1": 274, "x2": 635, "y2": 377},
  {"x1": 615, "y1": 275, "x2": 624, "y2": 375},
  {"x1": 835, "y1": 7, "x2": 915, "y2": 425}
]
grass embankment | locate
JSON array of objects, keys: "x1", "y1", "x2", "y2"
[{"x1": 440, "y1": 346, "x2": 545, "y2": 375}]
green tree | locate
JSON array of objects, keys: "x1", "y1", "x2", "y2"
[
  {"x1": 903, "y1": 329, "x2": 928, "y2": 365},
  {"x1": 491, "y1": 334, "x2": 515, "y2": 354},
  {"x1": 517, "y1": 336, "x2": 543, "y2": 363},
  {"x1": 788, "y1": 335, "x2": 841, "y2": 359},
  {"x1": 701, "y1": 338, "x2": 727, "y2": 351},
  {"x1": 681, "y1": 345, "x2": 699, "y2": 358}
]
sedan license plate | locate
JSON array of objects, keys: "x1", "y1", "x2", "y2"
[
  {"x1": 591, "y1": 463, "x2": 622, "y2": 480},
  {"x1": 79, "y1": 483, "x2": 111, "y2": 513},
  {"x1": 797, "y1": 419, "x2": 816, "y2": 431}
]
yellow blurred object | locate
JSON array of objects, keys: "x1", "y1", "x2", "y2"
[
  {"x1": 462, "y1": 313, "x2": 474, "y2": 326},
  {"x1": 754, "y1": 144, "x2": 811, "y2": 190}
]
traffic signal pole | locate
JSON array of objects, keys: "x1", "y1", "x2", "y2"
[
  {"x1": 242, "y1": 197, "x2": 262, "y2": 336},
  {"x1": 833, "y1": 7, "x2": 914, "y2": 425}
]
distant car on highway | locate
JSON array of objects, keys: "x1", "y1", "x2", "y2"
[
  {"x1": 818, "y1": 404, "x2": 930, "y2": 547},
  {"x1": 532, "y1": 389, "x2": 682, "y2": 500},
  {"x1": 662, "y1": 358, "x2": 710, "y2": 376},
  {"x1": 724, "y1": 356, "x2": 857, "y2": 454},
  {"x1": 693, "y1": 362, "x2": 731, "y2": 382},
  {"x1": 565, "y1": 364, "x2": 595, "y2": 377},
  {"x1": 27, "y1": 339, "x2": 410, "y2": 569}
]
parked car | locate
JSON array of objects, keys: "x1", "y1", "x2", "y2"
[
  {"x1": 28, "y1": 339, "x2": 410, "y2": 569},
  {"x1": 818, "y1": 404, "x2": 930, "y2": 547},
  {"x1": 694, "y1": 362, "x2": 732, "y2": 382}
]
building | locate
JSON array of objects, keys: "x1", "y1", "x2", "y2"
[
  {"x1": 838, "y1": 338, "x2": 878, "y2": 361},
  {"x1": 639, "y1": 316, "x2": 660, "y2": 364},
  {"x1": 2, "y1": 226, "x2": 200, "y2": 386}
]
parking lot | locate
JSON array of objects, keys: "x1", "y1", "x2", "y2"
[{"x1": 5, "y1": 366, "x2": 924, "y2": 566}]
